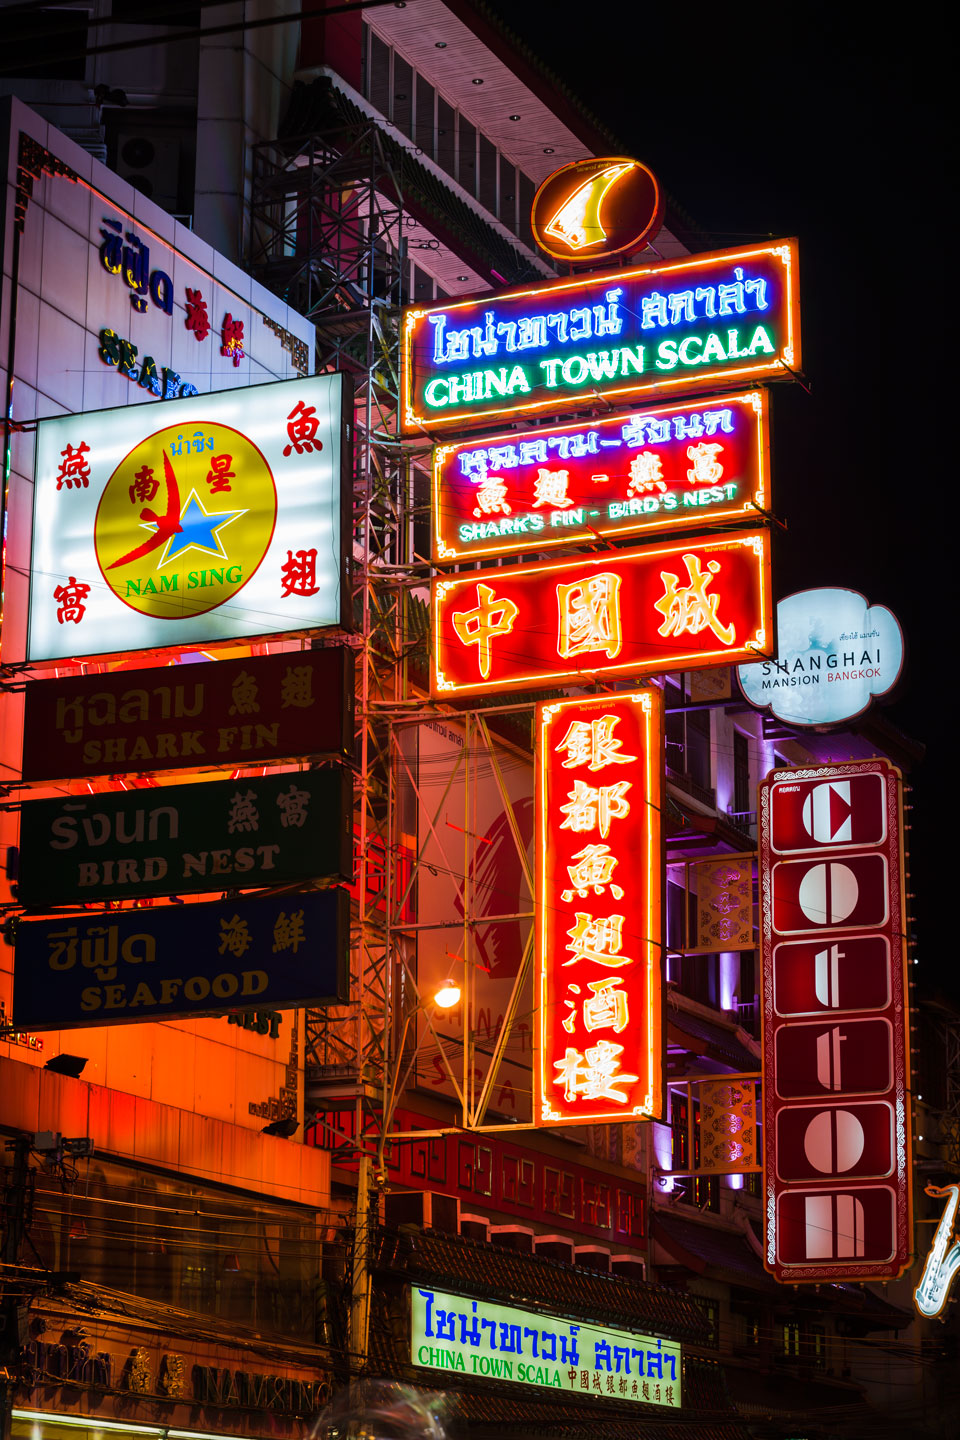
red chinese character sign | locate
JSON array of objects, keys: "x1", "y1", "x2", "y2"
[
  {"x1": 21, "y1": 374, "x2": 351, "y2": 663},
  {"x1": 536, "y1": 691, "x2": 664, "y2": 1125},
  {"x1": 402, "y1": 240, "x2": 799, "y2": 433},
  {"x1": 759, "y1": 760, "x2": 912, "y2": 1283},
  {"x1": 432, "y1": 530, "x2": 773, "y2": 698},
  {"x1": 433, "y1": 391, "x2": 768, "y2": 562}
]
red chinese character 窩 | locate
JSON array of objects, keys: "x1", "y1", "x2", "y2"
[
  {"x1": 53, "y1": 577, "x2": 91, "y2": 624},
  {"x1": 55, "y1": 442, "x2": 91, "y2": 490}
]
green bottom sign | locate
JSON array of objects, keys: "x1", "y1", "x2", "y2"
[
  {"x1": 411, "y1": 1286, "x2": 680, "y2": 1409},
  {"x1": 17, "y1": 767, "x2": 351, "y2": 906}
]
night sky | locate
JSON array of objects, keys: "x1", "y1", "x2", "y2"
[{"x1": 485, "y1": 5, "x2": 947, "y2": 987}]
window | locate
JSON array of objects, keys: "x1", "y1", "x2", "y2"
[
  {"x1": 694, "y1": 1297, "x2": 720, "y2": 1349},
  {"x1": 807, "y1": 1323, "x2": 827, "y2": 1371},
  {"x1": 415, "y1": 74, "x2": 435, "y2": 158},
  {"x1": 392, "y1": 54, "x2": 413, "y2": 136},
  {"x1": 782, "y1": 1320, "x2": 801, "y2": 1359}
]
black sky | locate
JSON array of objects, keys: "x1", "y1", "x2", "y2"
[{"x1": 483, "y1": 4, "x2": 948, "y2": 983}]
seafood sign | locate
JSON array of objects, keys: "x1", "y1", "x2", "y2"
[
  {"x1": 11, "y1": 888, "x2": 349, "y2": 1030},
  {"x1": 20, "y1": 646, "x2": 353, "y2": 783},
  {"x1": 17, "y1": 768, "x2": 352, "y2": 906}
]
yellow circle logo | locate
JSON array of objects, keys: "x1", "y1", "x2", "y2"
[{"x1": 94, "y1": 422, "x2": 277, "y2": 620}]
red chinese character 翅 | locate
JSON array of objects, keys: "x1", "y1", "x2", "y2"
[
  {"x1": 185, "y1": 287, "x2": 211, "y2": 342},
  {"x1": 283, "y1": 401, "x2": 323, "y2": 457},
  {"x1": 55, "y1": 442, "x2": 91, "y2": 490},
  {"x1": 280, "y1": 548, "x2": 320, "y2": 597},
  {"x1": 220, "y1": 313, "x2": 245, "y2": 367},
  {"x1": 54, "y1": 577, "x2": 91, "y2": 624}
]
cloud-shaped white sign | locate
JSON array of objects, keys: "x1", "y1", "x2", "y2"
[{"x1": 737, "y1": 588, "x2": 904, "y2": 727}]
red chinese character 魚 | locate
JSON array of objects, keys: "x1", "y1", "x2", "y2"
[{"x1": 283, "y1": 401, "x2": 323, "y2": 457}]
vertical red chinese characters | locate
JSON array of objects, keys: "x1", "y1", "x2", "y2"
[
  {"x1": 759, "y1": 760, "x2": 912, "y2": 1282},
  {"x1": 536, "y1": 691, "x2": 664, "y2": 1125}
]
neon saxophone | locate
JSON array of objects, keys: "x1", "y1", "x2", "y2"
[{"x1": 914, "y1": 1183, "x2": 960, "y2": 1319}]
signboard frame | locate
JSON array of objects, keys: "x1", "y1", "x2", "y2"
[
  {"x1": 402, "y1": 239, "x2": 799, "y2": 433},
  {"x1": 12, "y1": 886, "x2": 350, "y2": 1031},
  {"x1": 20, "y1": 646, "x2": 354, "y2": 784},
  {"x1": 432, "y1": 529, "x2": 773, "y2": 699},
  {"x1": 432, "y1": 390, "x2": 769, "y2": 563},
  {"x1": 17, "y1": 766, "x2": 353, "y2": 906},
  {"x1": 21, "y1": 373, "x2": 353, "y2": 666},
  {"x1": 759, "y1": 759, "x2": 913, "y2": 1284}
]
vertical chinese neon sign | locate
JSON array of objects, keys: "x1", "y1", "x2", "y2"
[{"x1": 536, "y1": 690, "x2": 664, "y2": 1125}]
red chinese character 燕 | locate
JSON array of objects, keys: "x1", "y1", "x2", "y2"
[
  {"x1": 55, "y1": 442, "x2": 91, "y2": 490},
  {"x1": 220, "y1": 313, "x2": 245, "y2": 367},
  {"x1": 54, "y1": 577, "x2": 91, "y2": 624},
  {"x1": 206, "y1": 453, "x2": 235, "y2": 493},
  {"x1": 280, "y1": 548, "x2": 320, "y2": 597},
  {"x1": 283, "y1": 401, "x2": 323, "y2": 457},
  {"x1": 185, "y1": 287, "x2": 211, "y2": 342},
  {"x1": 129, "y1": 464, "x2": 159, "y2": 505}
]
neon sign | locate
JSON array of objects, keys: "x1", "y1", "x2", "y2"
[
  {"x1": 402, "y1": 240, "x2": 799, "y2": 432},
  {"x1": 760, "y1": 760, "x2": 913, "y2": 1283},
  {"x1": 536, "y1": 692, "x2": 663, "y2": 1126},
  {"x1": 531, "y1": 156, "x2": 663, "y2": 263},
  {"x1": 915, "y1": 1184, "x2": 960, "y2": 1319},
  {"x1": 431, "y1": 530, "x2": 772, "y2": 698},
  {"x1": 433, "y1": 391, "x2": 768, "y2": 561}
]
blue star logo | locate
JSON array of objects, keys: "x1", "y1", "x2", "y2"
[{"x1": 140, "y1": 490, "x2": 246, "y2": 567}]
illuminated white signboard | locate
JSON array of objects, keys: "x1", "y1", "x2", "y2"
[
  {"x1": 737, "y1": 588, "x2": 903, "y2": 727},
  {"x1": 24, "y1": 375, "x2": 349, "y2": 662}
]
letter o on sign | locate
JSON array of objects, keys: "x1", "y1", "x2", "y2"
[
  {"x1": 213, "y1": 972, "x2": 239, "y2": 999},
  {"x1": 185, "y1": 975, "x2": 211, "y2": 1001}
]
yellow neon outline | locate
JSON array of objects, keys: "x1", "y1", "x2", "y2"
[
  {"x1": 431, "y1": 531, "x2": 774, "y2": 698},
  {"x1": 402, "y1": 241, "x2": 800, "y2": 434}
]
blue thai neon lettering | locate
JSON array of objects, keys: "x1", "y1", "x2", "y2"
[
  {"x1": 541, "y1": 1330, "x2": 558, "y2": 1361},
  {"x1": 459, "y1": 1300, "x2": 481, "y2": 1346},
  {"x1": 519, "y1": 439, "x2": 548, "y2": 466},
  {"x1": 560, "y1": 1326, "x2": 580, "y2": 1365},
  {"x1": 595, "y1": 1339, "x2": 612, "y2": 1371},
  {"x1": 480, "y1": 1317, "x2": 497, "y2": 1348},
  {"x1": 499, "y1": 1323, "x2": 523, "y2": 1353},
  {"x1": 435, "y1": 1306, "x2": 456, "y2": 1341},
  {"x1": 613, "y1": 1345, "x2": 631, "y2": 1373},
  {"x1": 668, "y1": 290, "x2": 695, "y2": 323},
  {"x1": 517, "y1": 316, "x2": 547, "y2": 349},
  {"x1": 523, "y1": 1327, "x2": 539, "y2": 1356},
  {"x1": 419, "y1": 1288, "x2": 435, "y2": 1336}
]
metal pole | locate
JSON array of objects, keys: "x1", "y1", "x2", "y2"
[{"x1": 0, "y1": 1134, "x2": 32, "y2": 1440}]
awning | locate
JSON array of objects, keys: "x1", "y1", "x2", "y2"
[
  {"x1": 667, "y1": 1007, "x2": 760, "y2": 1073},
  {"x1": 652, "y1": 1210, "x2": 780, "y2": 1296},
  {"x1": 373, "y1": 1224, "x2": 707, "y2": 1341}
]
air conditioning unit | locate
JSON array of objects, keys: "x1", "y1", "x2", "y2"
[
  {"x1": 115, "y1": 133, "x2": 180, "y2": 211},
  {"x1": 384, "y1": 1189, "x2": 459, "y2": 1235}
]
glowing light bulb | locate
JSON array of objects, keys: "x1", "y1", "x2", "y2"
[{"x1": 434, "y1": 980, "x2": 461, "y2": 1009}]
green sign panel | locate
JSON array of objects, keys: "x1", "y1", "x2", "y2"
[
  {"x1": 17, "y1": 768, "x2": 351, "y2": 906},
  {"x1": 411, "y1": 1286, "x2": 681, "y2": 1409}
]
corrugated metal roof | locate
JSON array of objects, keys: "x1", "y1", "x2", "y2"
[{"x1": 653, "y1": 1211, "x2": 780, "y2": 1295}]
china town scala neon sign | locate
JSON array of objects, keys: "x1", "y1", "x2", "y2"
[
  {"x1": 402, "y1": 240, "x2": 799, "y2": 432},
  {"x1": 536, "y1": 691, "x2": 664, "y2": 1125}
]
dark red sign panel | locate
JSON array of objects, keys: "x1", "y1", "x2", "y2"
[
  {"x1": 432, "y1": 531, "x2": 772, "y2": 699},
  {"x1": 760, "y1": 760, "x2": 912, "y2": 1283},
  {"x1": 21, "y1": 647, "x2": 354, "y2": 782}
]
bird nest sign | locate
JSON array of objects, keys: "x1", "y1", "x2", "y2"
[{"x1": 22, "y1": 374, "x2": 351, "y2": 663}]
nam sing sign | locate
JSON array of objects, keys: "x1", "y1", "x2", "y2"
[
  {"x1": 433, "y1": 391, "x2": 768, "y2": 562},
  {"x1": 17, "y1": 768, "x2": 352, "y2": 907},
  {"x1": 24, "y1": 374, "x2": 350, "y2": 664},
  {"x1": 20, "y1": 647, "x2": 353, "y2": 783},
  {"x1": 760, "y1": 760, "x2": 912, "y2": 1283},
  {"x1": 536, "y1": 692, "x2": 663, "y2": 1126},
  {"x1": 412, "y1": 1287, "x2": 680, "y2": 1409},
  {"x1": 432, "y1": 530, "x2": 772, "y2": 698},
  {"x1": 12, "y1": 887, "x2": 349, "y2": 1030},
  {"x1": 402, "y1": 240, "x2": 798, "y2": 432}
]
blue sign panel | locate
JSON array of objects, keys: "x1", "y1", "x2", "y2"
[{"x1": 11, "y1": 888, "x2": 348, "y2": 1030}]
